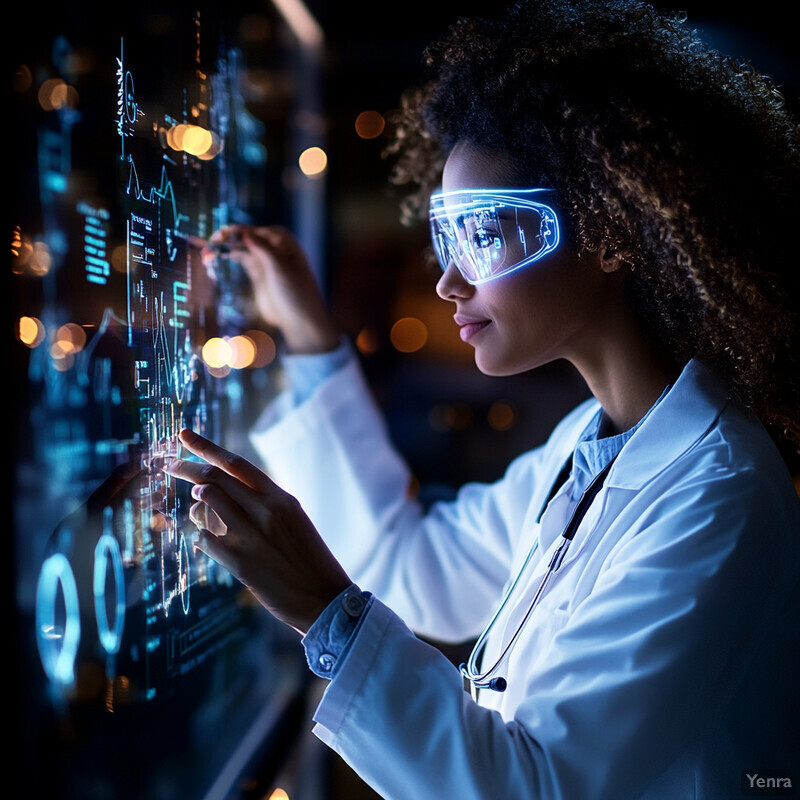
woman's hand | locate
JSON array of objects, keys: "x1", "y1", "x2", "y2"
[
  {"x1": 204, "y1": 224, "x2": 339, "y2": 354},
  {"x1": 163, "y1": 428, "x2": 352, "y2": 635}
]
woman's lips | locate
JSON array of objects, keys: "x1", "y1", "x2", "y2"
[{"x1": 456, "y1": 318, "x2": 491, "y2": 342}]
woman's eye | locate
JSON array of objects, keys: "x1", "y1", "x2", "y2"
[{"x1": 473, "y1": 228, "x2": 500, "y2": 249}]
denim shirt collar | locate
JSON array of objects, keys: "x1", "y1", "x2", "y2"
[{"x1": 569, "y1": 384, "x2": 671, "y2": 499}]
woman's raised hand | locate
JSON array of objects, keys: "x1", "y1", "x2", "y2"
[
  {"x1": 164, "y1": 428, "x2": 352, "y2": 635},
  {"x1": 204, "y1": 224, "x2": 339, "y2": 354}
]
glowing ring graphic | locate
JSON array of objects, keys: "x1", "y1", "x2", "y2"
[
  {"x1": 178, "y1": 532, "x2": 190, "y2": 615},
  {"x1": 36, "y1": 553, "x2": 81, "y2": 685},
  {"x1": 125, "y1": 71, "x2": 137, "y2": 124},
  {"x1": 93, "y1": 533, "x2": 126, "y2": 654}
]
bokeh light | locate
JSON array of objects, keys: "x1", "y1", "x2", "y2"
[
  {"x1": 355, "y1": 327, "x2": 380, "y2": 355},
  {"x1": 11, "y1": 227, "x2": 34, "y2": 274},
  {"x1": 244, "y1": 330, "x2": 277, "y2": 368},
  {"x1": 15, "y1": 238, "x2": 53, "y2": 277},
  {"x1": 201, "y1": 332, "x2": 277, "y2": 373},
  {"x1": 227, "y1": 335, "x2": 257, "y2": 369},
  {"x1": 38, "y1": 78, "x2": 79, "y2": 111},
  {"x1": 111, "y1": 244, "x2": 128, "y2": 274},
  {"x1": 488, "y1": 401, "x2": 516, "y2": 431},
  {"x1": 428, "y1": 402, "x2": 474, "y2": 432},
  {"x1": 17, "y1": 316, "x2": 46, "y2": 348},
  {"x1": 55, "y1": 323, "x2": 87, "y2": 354},
  {"x1": 201, "y1": 337, "x2": 232, "y2": 369},
  {"x1": 298, "y1": 146, "x2": 327, "y2": 177},
  {"x1": 354, "y1": 110, "x2": 385, "y2": 139},
  {"x1": 50, "y1": 340, "x2": 75, "y2": 371},
  {"x1": 166, "y1": 123, "x2": 221, "y2": 159},
  {"x1": 390, "y1": 317, "x2": 428, "y2": 353},
  {"x1": 32, "y1": 241, "x2": 53, "y2": 275}
]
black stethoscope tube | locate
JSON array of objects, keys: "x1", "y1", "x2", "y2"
[{"x1": 460, "y1": 454, "x2": 617, "y2": 694}]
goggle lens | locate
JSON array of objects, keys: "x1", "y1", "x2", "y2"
[{"x1": 430, "y1": 189, "x2": 560, "y2": 284}]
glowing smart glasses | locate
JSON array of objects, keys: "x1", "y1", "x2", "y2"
[{"x1": 429, "y1": 188, "x2": 560, "y2": 284}]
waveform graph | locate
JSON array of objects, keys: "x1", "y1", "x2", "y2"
[
  {"x1": 157, "y1": 513, "x2": 193, "y2": 619},
  {"x1": 125, "y1": 158, "x2": 189, "y2": 267}
]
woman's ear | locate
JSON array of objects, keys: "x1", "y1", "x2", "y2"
[{"x1": 600, "y1": 248, "x2": 625, "y2": 274}]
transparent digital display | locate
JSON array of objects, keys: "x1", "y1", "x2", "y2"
[{"x1": 13, "y1": 6, "x2": 306, "y2": 798}]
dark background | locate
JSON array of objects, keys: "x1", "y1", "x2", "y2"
[{"x1": 10, "y1": 3, "x2": 797, "y2": 799}]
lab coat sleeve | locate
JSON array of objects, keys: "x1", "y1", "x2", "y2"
[
  {"x1": 250, "y1": 352, "x2": 588, "y2": 642},
  {"x1": 309, "y1": 457, "x2": 800, "y2": 800}
]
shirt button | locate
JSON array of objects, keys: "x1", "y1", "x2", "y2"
[
  {"x1": 318, "y1": 652, "x2": 337, "y2": 673},
  {"x1": 341, "y1": 590, "x2": 366, "y2": 618}
]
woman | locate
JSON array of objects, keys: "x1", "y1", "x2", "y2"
[{"x1": 165, "y1": 1, "x2": 800, "y2": 797}]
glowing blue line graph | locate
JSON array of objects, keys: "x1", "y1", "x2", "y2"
[
  {"x1": 73, "y1": 307, "x2": 128, "y2": 392},
  {"x1": 152, "y1": 294, "x2": 176, "y2": 399},
  {"x1": 125, "y1": 157, "x2": 189, "y2": 263},
  {"x1": 158, "y1": 519, "x2": 192, "y2": 618}
]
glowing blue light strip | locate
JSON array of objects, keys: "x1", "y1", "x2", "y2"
[{"x1": 430, "y1": 187, "x2": 556, "y2": 207}]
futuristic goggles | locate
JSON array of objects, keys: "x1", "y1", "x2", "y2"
[{"x1": 429, "y1": 188, "x2": 560, "y2": 284}]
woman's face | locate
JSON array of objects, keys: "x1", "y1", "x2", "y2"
[{"x1": 435, "y1": 142, "x2": 620, "y2": 377}]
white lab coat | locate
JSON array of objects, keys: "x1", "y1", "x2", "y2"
[{"x1": 250, "y1": 356, "x2": 800, "y2": 800}]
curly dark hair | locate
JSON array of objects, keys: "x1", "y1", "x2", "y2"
[{"x1": 384, "y1": 0, "x2": 800, "y2": 457}]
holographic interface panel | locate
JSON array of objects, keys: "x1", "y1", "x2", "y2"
[{"x1": 13, "y1": 7, "x2": 307, "y2": 799}]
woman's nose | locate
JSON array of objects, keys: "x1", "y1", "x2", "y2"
[{"x1": 436, "y1": 261, "x2": 475, "y2": 301}]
